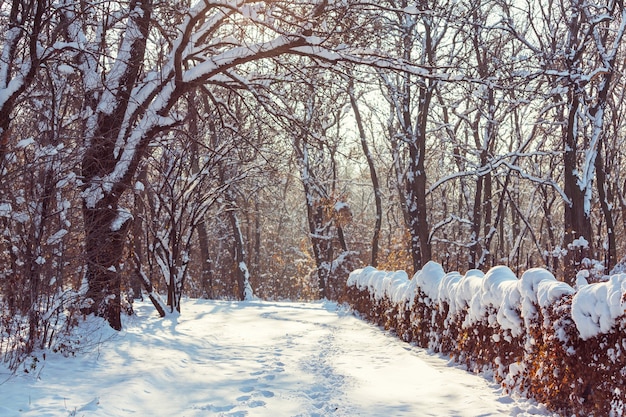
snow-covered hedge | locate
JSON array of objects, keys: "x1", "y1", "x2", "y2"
[{"x1": 345, "y1": 262, "x2": 626, "y2": 416}]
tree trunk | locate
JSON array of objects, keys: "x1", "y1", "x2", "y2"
[
  {"x1": 230, "y1": 208, "x2": 253, "y2": 301},
  {"x1": 406, "y1": 141, "x2": 432, "y2": 272},
  {"x1": 253, "y1": 196, "x2": 261, "y2": 279},
  {"x1": 130, "y1": 168, "x2": 147, "y2": 300},
  {"x1": 80, "y1": 0, "x2": 152, "y2": 329},
  {"x1": 405, "y1": 81, "x2": 433, "y2": 271},
  {"x1": 482, "y1": 171, "x2": 493, "y2": 268},
  {"x1": 401, "y1": 8, "x2": 434, "y2": 272},
  {"x1": 306, "y1": 200, "x2": 333, "y2": 299},
  {"x1": 196, "y1": 219, "x2": 214, "y2": 299},
  {"x1": 595, "y1": 137, "x2": 616, "y2": 272},
  {"x1": 133, "y1": 252, "x2": 166, "y2": 318},
  {"x1": 187, "y1": 101, "x2": 215, "y2": 299},
  {"x1": 563, "y1": 95, "x2": 592, "y2": 283},
  {"x1": 82, "y1": 199, "x2": 131, "y2": 330},
  {"x1": 348, "y1": 79, "x2": 382, "y2": 267},
  {"x1": 469, "y1": 173, "x2": 483, "y2": 269}
]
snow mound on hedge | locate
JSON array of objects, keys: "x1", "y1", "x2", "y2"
[
  {"x1": 348, "y1": 263, "x2": 626, "y2": 340},
  {"x1": 572, "y1": 274, "x2": 626, "y2": 339},
  {"x1": 347, "y1": 267, "x2": 413, "y2": 304}
]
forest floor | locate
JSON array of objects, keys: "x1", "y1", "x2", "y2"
[{"x1": 0, "y1": 299, "x2": 557, "y2": 416}]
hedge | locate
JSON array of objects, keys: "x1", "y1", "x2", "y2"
[{"x1": 344, "y1": 262, "x2": 626, "y2": 416}]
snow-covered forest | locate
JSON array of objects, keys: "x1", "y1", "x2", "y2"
[{"x1": 2, "y1": 0, "x2": 626, "y2": 408}]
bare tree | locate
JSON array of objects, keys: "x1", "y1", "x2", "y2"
[
  {"x1": 57, "y1": 0, "x2": 364, "y2": 328},
  {"x1": 0, "y1": 0, "x2": 48, "y2": 167},
  {"x1": 504, "y1": 0, "x2": 626, "y2": 281},
  {"x1": 0, "y1": 1, "x2": 91, "y2": 363},
  {"x1": 375, "y1": 0, "x2": 459, "y2": 271}
]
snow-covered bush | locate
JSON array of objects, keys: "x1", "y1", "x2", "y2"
[
  {"x1": 345, "y1": 262, "x2": 626, "y2": 416},
  {"x1": 0, "y1": 289, "x2": 84, "y2": 369}
]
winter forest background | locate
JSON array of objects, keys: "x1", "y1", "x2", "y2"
[{"x1": 2, "y1": 0, "x2": 626, "y2": 367}]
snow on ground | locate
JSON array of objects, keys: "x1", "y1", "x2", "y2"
[{"x1": 0, "y1": 299, "x2": 555, "y2": 417}]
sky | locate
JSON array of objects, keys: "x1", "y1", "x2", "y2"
[{"x1": 0, "y1": 299, "x2": 556, "y2": 417}]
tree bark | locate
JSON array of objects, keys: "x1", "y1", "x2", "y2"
[
  {"x1": 229, "y1": 207, "x2": 252, "y2": 301},
  {"x1": 196, "y1": 219, "x2": 214, "y2": 298},
  {"x1": 82, "y1": 200, "x2": 131, "y2": 330},
  {"x1": 130, "y1": 167, "x2": 147, "y2": 300},
  {"x1": 300, "y1": 147, "x2": 332, "y2": 299},
  {"x1": 348, "y1": 79, "x2": 382, "y2": 267},
  {"x1": 563, "y1": 95, "x2": 593, "y2": 282},
  {"x1": 188, "y1": 96, "x2": 214, "y2": 299},
  {"x1": 405, "y1": 81, "x2": 433, "y2": 271},
  {"x1": 80, "y1": 0, "x2": 152, "y2": 329}
]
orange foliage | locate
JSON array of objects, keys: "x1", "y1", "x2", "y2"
[{"x1": 377, "y1": 229, "x2": 413, "y2": 275}]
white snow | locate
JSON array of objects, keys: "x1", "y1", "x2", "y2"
[
  {"x1": 569, "y1": 236, "x2": 589, "y2": 249},
  {"x1": 571, "y1": 274, "x2": 626, "y2": 339},
  {"x1": 0, "y1": 299, "x2": 553, "y2": 416},
  {"x1": 414, "y1": 260, "x2": 446, "y2": 300},
  {"x1": 334, "y1": 201, "x2": 349, "y2": 212},
  {"x1": 81, "y1": 182, "x2": 104, "y2": 209},
  {"x1": 349, "y1": 262, "x2": 625, "y2": 341},
  {"x1": 15, "y1": 138, "x2": 35, "y2": 149},
  {"x1": 46, "y1": 229, "x2": 68, "y2": 245},
  {"x1": 57, "y1": 64, "x2": 74, "y2": 75},
  {"x1": 0, "y1": 202, "x2": 11, "y2": 217},
  {"x1": 110, "y1": 207, "x2": 133, "y2": 231},
  {"x1": 519, "y1": 268, "x2": 574, "y2": 329},
  {"x1": 576, "y1": 270, "x2": 590, "y2": 288},
  {"x1": 403, "y1": 6, "x2": 423, "y2": 15},
  {"x1": 238, "y1": 261, "x2": 255, "y2": 301}
]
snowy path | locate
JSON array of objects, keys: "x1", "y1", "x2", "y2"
[{"x1": 0, "y1": 300, "x2": 553, "y2": 417}]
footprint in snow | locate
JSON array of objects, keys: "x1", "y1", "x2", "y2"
[
  {"x1": 249, "y1": 400, "x2": 266, "y2": 408},
  {"x1": 235, "y1": 394, "x2": 266, "y2": 409},
  {"x1": 235, "y1": 386, "x2": 274, "y2": 409},
  {"x1": 259, "y1": 390, "x2": 274, "y2": 398}
]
